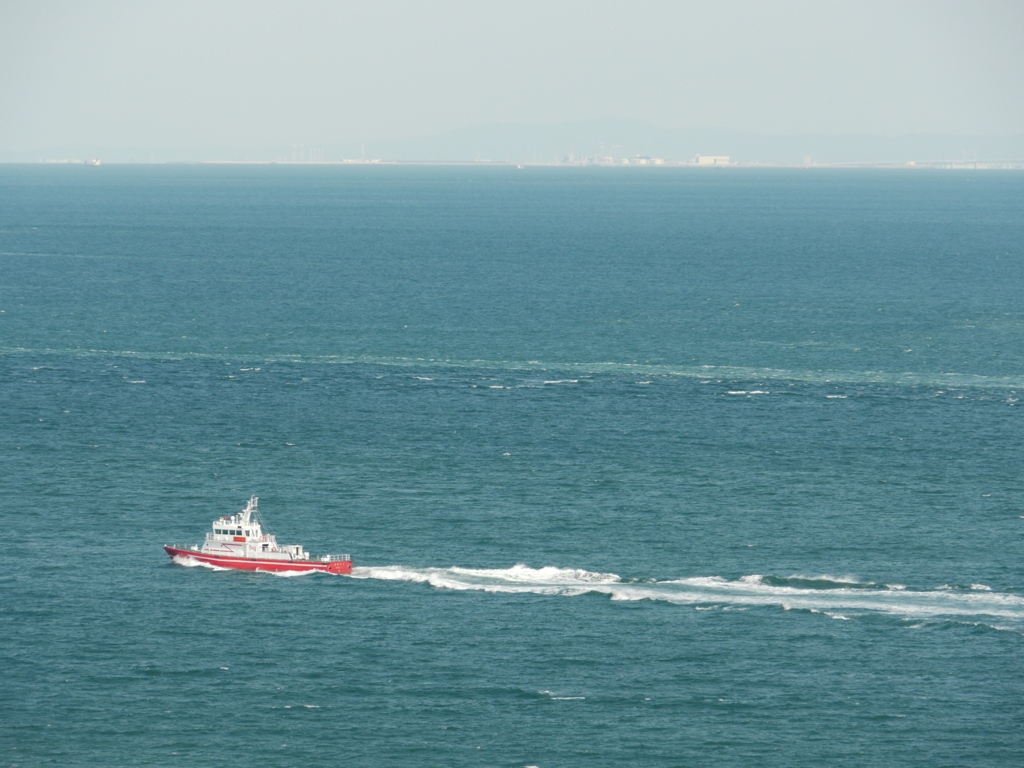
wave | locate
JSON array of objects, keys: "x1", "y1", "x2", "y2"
[
  {"x1": 3, "y1": 346, "x2": 1021, "y2": 390},
  {"x1": 755, "y1": 573, "x2": 903, "y2": 590},
  {"x1": 171, "y1": 554, "x2": 230, "y2": 570},
  {"x1": 351, "y1": 563, "x2": 620, "y2": 596},
  {"x1": 350, "y1": 565, "x2": 1024, "y2": 627}
]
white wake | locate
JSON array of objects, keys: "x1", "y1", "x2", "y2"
[{"x1": 350, "y1": 564, "x2": 1024, "y2": 626}]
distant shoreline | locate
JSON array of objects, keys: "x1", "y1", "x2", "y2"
[{"x1": 6, "y1": 159, "x2": 1024, "y2": 169}]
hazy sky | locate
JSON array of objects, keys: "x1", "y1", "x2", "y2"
[{"x1": 2, "y1": 0, "x2": 1022, "y2": 151}]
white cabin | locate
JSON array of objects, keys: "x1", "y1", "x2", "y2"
[{"x1": 198, "y1": 496, "x2": 309, "y2": 561}]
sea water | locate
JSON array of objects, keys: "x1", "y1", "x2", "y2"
[{"x1": 1, "y1": 165, "x2": 1022, "y2": 767}]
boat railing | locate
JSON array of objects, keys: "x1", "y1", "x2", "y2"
[{"x1": 323, "y1": 554, "x2": 351, "y2": 562}]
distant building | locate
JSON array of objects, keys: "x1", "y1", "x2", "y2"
[{"x1": 695, "y1": 155, "x2": 730, "y2": 166}]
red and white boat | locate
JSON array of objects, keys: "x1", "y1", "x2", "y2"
[{"x1": 164, "y1": 496, "x2": 352, "y2": 574}]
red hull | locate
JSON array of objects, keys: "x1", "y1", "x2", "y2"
[{"x1": 164, "y1": 546, "x2": 352, "y2": 574}]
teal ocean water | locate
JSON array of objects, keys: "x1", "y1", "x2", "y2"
[{"x1": 2, "y1": 165, "x2": 1023, "y2": 767}]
